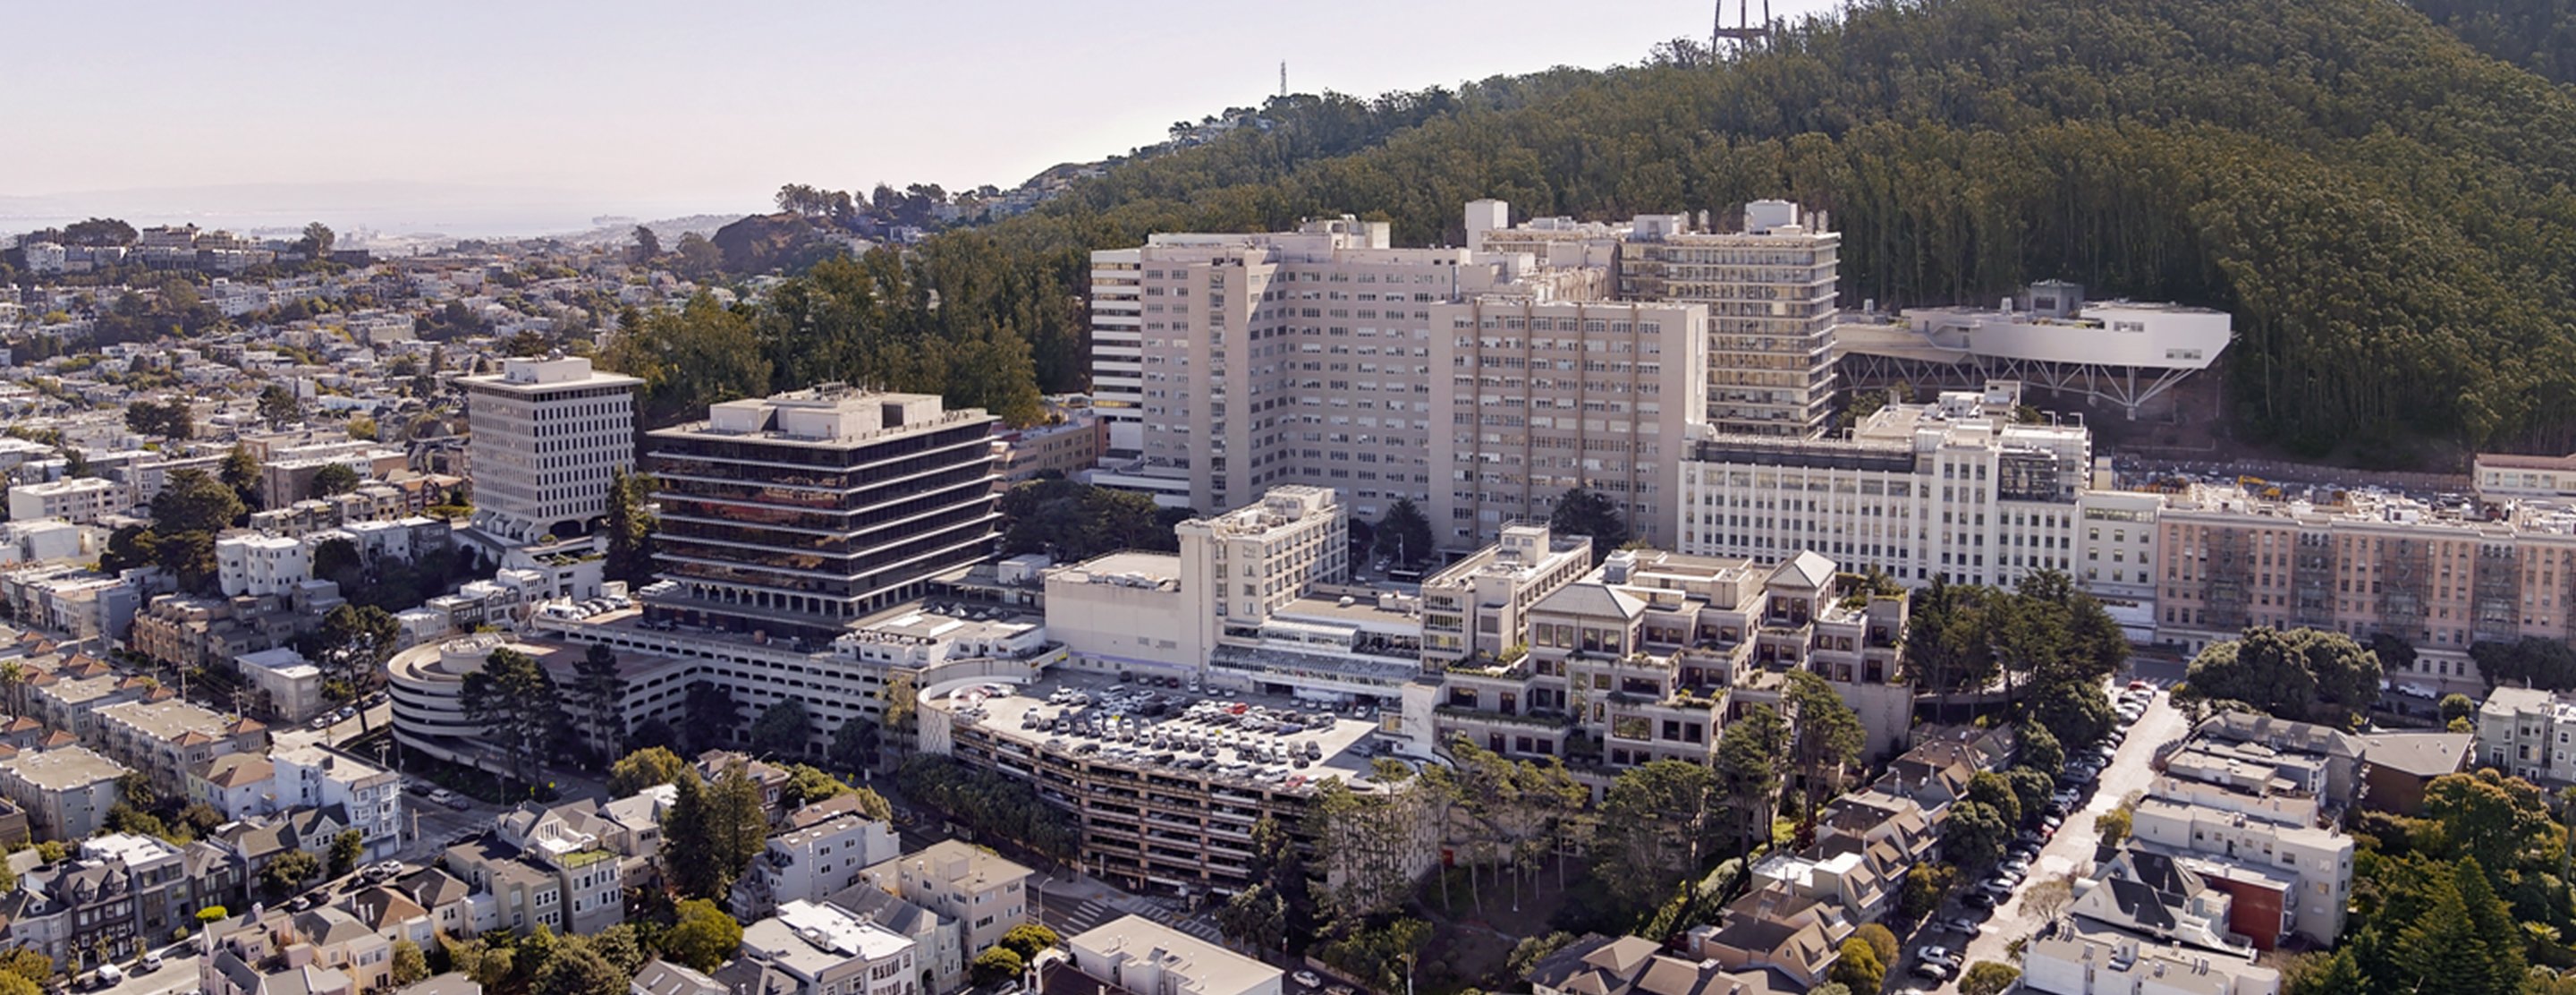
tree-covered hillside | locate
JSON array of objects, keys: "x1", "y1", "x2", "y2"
[
  {"x1": 657, "y1": 0, "x2": 2576, "y2": 459},
  {"x1": 2411, "y1": 0, "x2": 2576, "y2": 84}
]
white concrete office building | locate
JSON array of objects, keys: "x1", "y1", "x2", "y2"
[
  {"x1": 1427, "y1": 296, "x2": 1707, "y2": 547},
  {"x1": 1082, "y1": 216, "x2": 1603, "y2": 519},
  {"x1": 1676, "y1": 383, "x2": 2096, "y2": 590},
  {"x1": 460, "y1": 356, "x2": 641, "y2": 543}
]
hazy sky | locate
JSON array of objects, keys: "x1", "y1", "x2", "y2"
[{"x1": 6, "y1": 0, "x2": 1843, "y2": 228}]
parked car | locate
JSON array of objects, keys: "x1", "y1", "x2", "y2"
[
  {"x1": 1962, "y1": 889, "x2": 1999, "y2": 910},
  {"x1": 1917, "y1": 946, "x2": 1964, "y2": 969},
  {"x1": 1912, "y1": 961, "x2": 1956, "y2": 982},
  {"x1": 139, "y1": 952, "x2": 163, "y2": 973},
  {"x1": 1942, "y1": 914, "x2": 1983, "y2": 933},
  {"x1": 1292, "y1": 972, "x2": 1322, "y2": 989}
]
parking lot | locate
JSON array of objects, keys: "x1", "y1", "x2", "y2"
[{"x1": 1897, "y1": 677, "x2": 2190, "y2": 992}]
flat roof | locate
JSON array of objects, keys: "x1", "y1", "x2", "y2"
[
  {"x1": 926, "y1": 673, "x2": 1399, "y2": 796},
  {"x1": 1, "y1": 744, "x2": 129, "y2": 790},
  {"x1": 1072, "y1": 914, "x2": 1280, "y2": 994},
  {"x1": 1050, "y1": 552, "x2": 1182, "y2": 587}
]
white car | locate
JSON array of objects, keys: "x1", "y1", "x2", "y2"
[{"x1": 1292, "y1": 972, "x2": 1322, "y2": 989}]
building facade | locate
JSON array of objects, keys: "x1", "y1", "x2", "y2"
[
  {"x1": 459, "y1": 356, "x2": 640, "y2": 543},
  {"x1": 643, "y1": 389, "x2": 1001, "y2": 642}
]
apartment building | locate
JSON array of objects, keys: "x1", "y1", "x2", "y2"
[
  {"x1": 6, "y1": 478, "x2": 129, "y2": 524},
  {"x1": 921, "y1": 680, "x2": 1430, "y2": 897},
  {"x1": 1085, "y1": 215, "x2": 1606, "y2": 523},
  {"x1": 216, "y1": 534, "x2": 309, "y2": 598},
  {"x1": 1467, "y1": 199, "x2": 1845, "y2": 438},
  {"x1": 0, "y1": 744, "x2": 129, "y2": 838},
  {"x1": 459, "y1": 355, "x2": 640, "y2": 543},
  {"x1": 272, "y1": 744, "x2": 403, "y2": 857},
  {"x1": 1676, "y1": 383, "x2": 2095, "y2": 592},
  {"x1": 2474, "y1": 686, "x2": 2576, "y2": 783},
  {"x1": 730, "y1": 812, "x2": 901, "y2": 920},
  {"x1": 1406, "y1": 546, "x2": 1913, "y2": 774},
  {"x1": 2021, "y1": 919, "x2": 2281, "y2": 995},
  {"x1": 2151, "y1": 484, "x2": 2576, "y2": 681},
  {"x1": 2126, "y1": 797, "x2": 2352, "y2": 948},
  {"x1": 644, "y1": 388, "x2": 1001, "y2": 642},
  {"x1": 860, "y1": 840, "x2": 1034, "y2": 965},
  {"x1": 738, "y1": 900, "x2": 919, "y2": 995},
  {"x1": 1417, "y1": 524, "x2": 1594, "y2": 671},
  {"x1": 1066, "y1": 915, "x2": 1281, "y2": 995},
  {"x1": 1614, "y1": 201, "x2": 1840, "y2": 436},
  {"x1": 2474, "y1": 450, "x2": 2576, "y2": 502},
  {"x1": 1426, "y1": 296, "x2": 1708, "y2": 547},
  {"x1": 91, "y1": 698, "x2": 268, "y2": 796}
]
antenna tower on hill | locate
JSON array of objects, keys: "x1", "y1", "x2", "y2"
[{"x1": 1712, "y1": 0, "x2": 1773, "y2": 54}]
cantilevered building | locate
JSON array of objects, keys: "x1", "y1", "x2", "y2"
[{"x1": 642, "y1": 388, "x2": 1001, "y2": 642}]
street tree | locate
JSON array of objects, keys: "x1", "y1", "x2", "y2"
[
  {"x1": 1594, "y1": 760, "x2": 1723, "y2": 914},
  {"x1": 459, "y1": 648, "x2": 567, "y2": 791},
  {"x1": 608, "y1": 747, "x2": 689, "y2": 795},
  {"x1": 2186, "y1": 626, "x2": 2384, "y2": 726},
  {"x1": 304, "y1": 603, "x2": 398, "y2": 719},
  {"x1": 750, "y1": 699, "x2": 814, "y2": 758},
  {"x1": 220, "y1": 444, "x2": 263, "y2": 510},
  {"x1": 569, "y1": 643, "x2": 630, "y2": 759},
  {"x1": 1784, "y1": 670, "x2": 1865, "y2": 829},
  {"x1": 1713, "y1": 702, "x2": 1788, "y2": 857}
]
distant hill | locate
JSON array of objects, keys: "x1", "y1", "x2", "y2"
[
  {"x1": 902, "y1": 0, "x2": 2576, "y2": 462},
  {"x1": 2410, "y1": 0, "x2": 2576, "y2": 83}
]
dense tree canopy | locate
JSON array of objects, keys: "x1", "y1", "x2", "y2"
[{"x1": 2185, "y1": 626, "x2": 2385, "y2": 726}]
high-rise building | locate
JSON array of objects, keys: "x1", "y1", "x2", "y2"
[
  {"x1": 1086, "y1": 217, "x2": 1592, "y2": 516},
  {"x1": 642, "y1": 388, "x2": 1001, "y2": 642},
  {"x1": 1428, "y1": 296, "x2": 1707, "y2": 547},
  {"x1": 459, "y1": 356, "x2": 640, "y2": 543},
  {"x1": 1469, "y1": 200, "x2": 1843, "y2": 438}
]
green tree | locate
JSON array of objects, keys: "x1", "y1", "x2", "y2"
[
  {"x1": 1959, "y1": 962, "x2": 2019, "y2": 995},
  {"x1": 750, "y1": 699, "x2": 814, "y2": 758},
  {"x1": 1945, "y1": 801, "x2": 2012, "y2": 872},
  {"x1": 662, "y1": 762, "x2": 771, "y2": 900},
  {"x1": 390, "y1": 940, "x2": 430, "y2": 987},
  {"x1": 152, "y1": 468, "x2": 244, "y2": 534},
  {"x1": 657, "y1": 899, "x2": 742, "y2": 974},
  {"x1": 2029, "y1": 677, "x2": 2114, "y2": 750},
  {"x1": 1854, "y1": 923, "x2": 1897, "y2": 968},
  {"x1": 301, "y1": 223, "x2": 336, "y2": 259},
  {"x1": 1215, "y1": 882, "x2": 1288, "y2": 953},
  {"x1": 261, "y1": 849, "x2": 320, "y2": 897},
  {"x1": 328, "y1": 829, "x2": 365, "y2": 878},
  {"x1": 631, "y1": 226, "x2": 662, "y2": 264},
  {"x1": 0, "y1": 972, "x2": 38, "y2": 995},
  {"x1": 608, "y1": 746, "x2": 690, "y2": 795},
  {"x1": 304, "y1": 603, "x2": 398, "y2": 719},
  {"x1": 590, "y1": 924, "x2": 648, "y2": 977},
  {"x1": 681, "y1": 681, "x2": 741, "y2": 753},
  {"x1": 2017, "y1": 720, "x2": 2063, "y2": 777},
  {"x1": 602, "y1": 468, "x2": 658, "y2": 587},
  {"x1": 1827, "y1": 938, "x2": 1884, "y2": 993},
  {"x1": 971, "y1": 948, "x2": 1024, "y2": 987},
  {"x1": 1784, "y1": 670, "x2": 1864, "y2": 829},
  {"x1": 1965, "y1": 771, "x2": 2023, "y2": 829},
  {"x1": 219, "y1": 444, "x2": 262, "y2": 510},
  {"x1": 1373, "y1": 498, "x2": 1436, "y2": 567},
  {"x1": 0, "y1": 948, "x2": 50, "y2": 987},
  {"x1": 2284, "y1": 948, "x2": 2365, "y2": 995},
  {"x1": 780, "y1": 764, "x2": 852, "y2": 811},
  {"x1": 533, "y1": 940, "x2": 623, "y2": 995},
  {"x1": 597, "y1": 293, "x2": 772, "y2": 429},
  {"x1": 2186, "y1": 626, "x2": 2384, "y2": 726},
  {"x1": 310, "y1": 463, "x2": 361, "y2": 498},
  {"x1": 1713, "y1": 702, "x2": 1788, "y2": 858},
  {"x1": 999, "y1": 923, "x2": 1059, "y2": 962},
  {"x1": 1546, "y1": 487, "x2": 1629, "y2": 565},
  {"x1": 2420, "y1": 770, "x2": 2556, "y2": 885},
  {"x1": 258, "y1": 385, "x2": 301, "y2": 426},
  {"x1": 569, "y1": 643, "x2": 630, "y2": 759},
  {"x1": 827, "y1": 716, "x2": 881, "y2": 772},
  {"x1": 1594, "y1": 760, "x2": 1723, "y2": 913},
  {"x1": 459, "y1": 648, "x2": 567, "y2": 791}
]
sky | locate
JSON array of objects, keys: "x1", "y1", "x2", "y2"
[{"x1": 3, "y1": 0, "x2": 1844, "y2": 234}]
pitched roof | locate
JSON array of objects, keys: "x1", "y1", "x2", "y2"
[
  {"x1": 2358, "y1": 732, "x2": 2474, "y2": 778},
  {"x1": 1767, "y1": 550, "x2": 1836, "y2": 590},
  {"x1": 1536, "y1": 583, "x2": 1647, "y2": 621},
  {"x1": 197, "y1": 753, "x2": 275, "y2": 788}
]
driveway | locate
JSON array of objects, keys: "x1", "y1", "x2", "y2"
[{"x1": 1915, "y1": 677, "x2": 2191, "y2": 991}]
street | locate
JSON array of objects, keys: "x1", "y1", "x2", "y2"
[
  {"x1": 1905, "y1": 676, "x2": 2192, "y2": 992},
  {"x1": 90, "y1": 943, "x2": 198, "y2": 995}
]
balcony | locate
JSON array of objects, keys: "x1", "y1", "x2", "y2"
[{"x1": 1435, "y1": 704, "x2": 1571, "y2": 731}]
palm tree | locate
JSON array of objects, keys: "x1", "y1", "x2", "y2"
[{"x1": 0, "y1": 660, "x2": 24, "y2": 718}]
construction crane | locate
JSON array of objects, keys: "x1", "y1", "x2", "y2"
[{"x1": 1712, "y1": 0, "x2": 1772, "y2": 54}]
